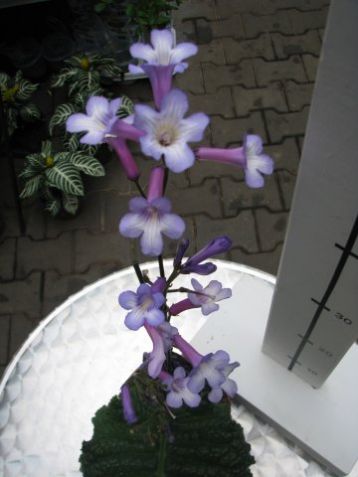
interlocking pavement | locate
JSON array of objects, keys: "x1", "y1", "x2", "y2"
[{"x1": 0, "y1": 0, "x2": 330, "y2": 377}]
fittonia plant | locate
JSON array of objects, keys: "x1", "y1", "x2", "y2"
[{"x1": 69, "y1": 28, "x2": 274, "y2": 476}]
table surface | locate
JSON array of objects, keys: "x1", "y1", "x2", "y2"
[{"x1": 0, "y1": 260, "x2": 356, "y2": 477}]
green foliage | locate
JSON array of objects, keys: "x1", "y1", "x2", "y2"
[
  {"x1": 94, "y1": 0, "x2": 115, "y2": 13},
  {"x1": 126, "y1": 0, "x2": 183, "y2": 37},
  {"x1": 19, "y1": 140, "x2": 105, "y2": 216},
  {"x1": 49, "y1": 103, "x2": 76, "y2": 135},
  {"x1": 80, "y1": 370, "x2": 254, "y2": 477},
  {"x1": 0, "y1": 70, "x2": 40, "y2": 137}
]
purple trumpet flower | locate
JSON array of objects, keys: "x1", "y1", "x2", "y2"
[
  {"x1": 129, "y1": 29, "x2": 198, "y2": 108},
  {"x1": 170, "y1": 278, "x2": 232, "y2": 316},
  {"x1": 66, "y1": 96, "x2": 144, "y2": 181},
  {"x1": 197, "y1": 134, "x2": 274, "y2": 188},
  {"x1": 207, "y1": 362, "x2": 239, "y2": 404},
  {"x1": 145, "y1": 323, "x2": 166, "y2": 378},
  {"x1": 188, "y1": 350, "x2": 239, "y2": 396},
  {"x1": 118, "y1": 283, "x2": 165, "y2": 330},
  {"x1": 173, "y1": 238, "x2": 189, "y2": 268},
  {"x1": 160, "y1": 368, "x2": 201, "y2": 409},
  {"x1": 173, "y1": 334, "x2": 203, "y2": 367},
  {"x1": 119, "y1": 167, "x2": 185, "y2": 256},
  {"x1": 135, "y1": 89, "x2": 209, "y2": 173},
  {"x1": 121, "y1": 383, "x2": 138, "y2": 424},
  {"x1": 157, "y1": 322, "x2": 178, "y2": 351},
  {"x1": 181, "y1": 236, "x2": 232, "y2": 275}
]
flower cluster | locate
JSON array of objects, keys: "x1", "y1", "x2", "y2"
[{"x1": 65, "y1": 28, "x2": 273, "y2": 423}]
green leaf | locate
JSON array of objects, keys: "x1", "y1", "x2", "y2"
[
  {"x1": 19, "y1": 103, "x2": 41, "y2": 121},
  {"x1": 64, "y1": 133, "x2": 80, "y2": 152},
  {"x1": 0, "y1": 72, "x2": 9, "y2": 88},
  {"x1": 45, "y1": 162, "x2": 84, "y2": 196},
  {"x1": 80, "y1": 370, "x2": 254, "y2": 477},
  {"x1": 20, "y1": 175, "x2": 43, "y2": 198},
  {"x1": 118, "y1": 95, "x2": 134, "y2": 119},
  {"x1": 100, "y1": 63, "x2": 123, "y2": 79},
  {"x1": 16, "y1": 79, "x2": 38, "y2": 101},
  {"x1": 68, "y1": 152, "x2": 105, "y2": 177},
  {"x1": 49, "y1": 103, "x2": 76, "y2": 135},
  {"x1": 45, "y1": 196, "x2": 61, "y2": 216},
  {"x1": 63, "y1": 193, "x2": 79, "y2": 214},
  {"x1": 51, "y1": 68, "x2": 76, "y2": 88},
  {"x1": 41, "y1": 140, "x2": 53, "y2": 157}
]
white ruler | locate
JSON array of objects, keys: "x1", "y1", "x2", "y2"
[{"x1": 262, "y1": 0, "x2": 358, "y2": 389}]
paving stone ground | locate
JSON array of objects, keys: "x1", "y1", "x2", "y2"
[{"x1": 0, "y1": 0, "x2": 330, "y2": 378}]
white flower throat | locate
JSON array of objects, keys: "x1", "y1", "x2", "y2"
[{"x1": 156, "y1": 122, "x2": 178, "y2": 147}]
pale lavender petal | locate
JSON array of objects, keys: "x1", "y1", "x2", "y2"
[
  {"x1": 188, "y1": 293, "x2": 202, "y2": 306},
  {"x1": 129, "y1": 64, "x2": 145, "y2": 74},
  {"x1": 187, "y1": 373, "x2": 205, "y2": 393},
  {"x1": 202, "y1": 302, "x2": 219, "y2": 316},
  {"x1": 173, "y1": 62, "x2": 188, "y2": 74},
  {"x1": 129, "y1": 197, "x2": 148, "y2": 213},
  {"x1": 221, "y1": 378, "x2": 237, "y2": 397},
  {"x1": 164, "y1": 143, "x2": 195, "y2": 173},
  {"x1": 66, "y1": 113, "x2": 94, "y2": 133},
  {"x1": 191, "y1": 278, "x2": 203, "y2": 292},
  {"x1": 249, "y1": 154, "x2": 274, "y2": 175},
  {"x1": 166, "y1": 392, "x2": 183, "y2": 408},
  {"x1": 151, "y1": 197, "x2": 171, "y2": 214},
  {"x1": 109, "y1": 98, "x2": 122, "y2": 115},
  {"x1": 161, "y1": 89, "x2": 188, "y2": 121},
  {"x1": 244, "y1": 168, "x2": 265, "y2": 188},
  {"x1": 146, "y1": 325, "x2": 166, "y2": 378},
  {"x1": 119, "y1": 291, "x2": 138, "y2": 310},
  {"x1": 142, "y1": 64, "x2": 175, "y2": 109},
  {"x1": 170, "y1": 43, "x2": 198, "y2": 63},
  {"x1": 245, "y1": 134, "x2": 263, "y2": 156},
  {"x1": 160, "y1": 213, "x2": 186, "y2": 239},
  {"x1": 121, "y1": 384, "x2": 138, "y2": 424},
  {"x1": 183, "y1": 389, "x2": 201, "y2": 408},
  {"x1": 140, "y1": 221, "x2": 164, "y2": 256},
  {"x1": 80, "y1": 130, "x2": 105, "y2": 145},
  {"x1": 130, "y1": 43, "x2": 156, "y2": 62},
  {"x1": 216, "y1": 288, "x2": 232, "y2": 301},
  {"x1": 139, "y1": 133, "x2": 163, "y2": 160},
  {"x1": 137, "y1": 283, "x2": 151, "y2": 296},
  {"x1": 213, "y1": 349, "x2": 230, "y2": 365},
  {"x1": 125, "y1": 309, "x2": 145, "y2": 330},
  {"x1": 179, "y1": 113, "x2": 209, "y2": 142},
  {"x1": 205, "y1": 280, "x2": 222, "y2": 296},
  {"x1": 208, "y1": 387, "x2": 223, "y2": 404},
  {"x1": 205, "y1": 366, "x2": 226, "y2": 388},
  {"x1": 134, "y1": 104, "x2": 159, "y2": 131},
  {"x1": 151, "y1": 29, "x2": 173, "y2": 63},
  {"x1": 86, "y1": 96, "x2": 109, "y2": 117},
  {"x1": 119, "y1": 213, "x2": 145, "y2": 238},
  {"x1": 153, "y1": 292, "x2": 165, "y2": 308},
  {"x1": 173, "y1": 367, "x2": 186, "y2": 379},
  {"x1": 145, "y1": 307, "x2": 165, "y2": 327}
]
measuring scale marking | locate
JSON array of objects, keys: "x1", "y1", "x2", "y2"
[{"x1": 288, "y1": 213, "x2": 358, "y2": 377}]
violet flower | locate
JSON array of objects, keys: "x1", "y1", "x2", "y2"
[
  {"x1": 145, "y1": 323, "x2": 166, "y2": 378},
  {"x1": 181, "y1": 236, "x2": 232, "y2": 275},
  {"x1": 135, "y1": 89, "x2": 209, "y2": 173},
  {"x1": 119, "y1": 167, "x2": 185, "y2": 256},
  {"x1": 207, "y1": 363, "x2": 239, "y2": 404},
  {"x1": 129, "y1": 29, "x2": 198, "y2": 108},
  {"x1": 197, "y1": 134, "x2": 274, "y2": 188},
  {"x1": 157, "y1": 322, "x2": 178, "y2": 351},
  {"x1": 170, "y1": 278, "x2": 232, "y2": 316},
  {"x1": 173, "y1": 238, "x2": 189, "y2": 268},
  {"x1": 187, "y1": 350, "x2": 239, "y2": 395},
  {"x1": 160, "y1": 367, "x2": 201, "y2": 409},
  {"x1": 121, "y1": 383, "x2": 138, "y2": 424},
  {"x1": 118, "y1": 283, "x2": 165, "y2": 330},
  {"x1": 66, "y1": 96, "x2": 143, "y2": 180},
  {"x1": 173, "y1": 334, "x2": 203, "y2": 367}
]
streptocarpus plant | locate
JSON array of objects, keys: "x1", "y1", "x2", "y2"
[{"x1": 69, "y1": 28, "x2": 274, "y2": 476}]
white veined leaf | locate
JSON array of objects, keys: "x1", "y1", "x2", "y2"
[
  {"x1": 6, "y1": 108, "x2": 18, "y2": 136},
  {"x1": 45, "y1": 197, "x2": 61, "y2": 216},
  {"x1": 16, "y1": 80, "x2": 38, "y2": 101},
  {"x1": 41, "y1": 140, "x2": 53, "y2": 157},
  {"x1": 51, "y1": 68, "x2": 76, "y2": 88},
  {"x1": 62, "y1": 193, "x2": 79, "y2": 215},
  {"x1": 19, "y1": 103, "x2": 41, "y2": 121},
  {"x1": 63, "y1": 133, "x2": 80, "y2": 152},
  {"x1": 68, "y1": 152, "x2": 105, "y2": 177},
  {"x1": 118, "y1": 95, "x2": 134, "y2": 119},
  {"x1": 49, "y1": 103, "x2": 76, "y2": 135},
  {"x1": 100, "y1": 63, "x2": 123, "y2": 79},
  {"x1": 45, "y1": 162, "x2": 84, "y2": 196},
  {"x1": 14, "y1": 70, "x2": 23, "y2": 83},
  {"x1": 26, "y1": 153, "x2": 45, "y2": 170},
  {"x1": 0, "y1": 72, "x2": 9, "y2": 88},
  {"x1": 19, "y1": 165, "x2": 39, "y2": 179},
  {"x1": 20, "y1": 175, "x2": 43, "y2": 198}
]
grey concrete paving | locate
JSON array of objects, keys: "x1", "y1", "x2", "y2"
[{"x1": 0, "y1": 0, "x2": 330, "y2": 378}]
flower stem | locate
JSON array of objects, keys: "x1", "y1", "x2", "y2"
[
  {"x1": 158, "y1": 254, "x2": 165, "y2": 279},
  {"x1": 134, "y1": 179, "x2": 146, "y2": 198},
  {"x1": 133, "y1": 262, "x2": 145, "y2": 284}
]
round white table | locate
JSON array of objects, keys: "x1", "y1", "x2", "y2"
[{"x1": 0, "y1": 261, "x2": 356, "y2": 477}]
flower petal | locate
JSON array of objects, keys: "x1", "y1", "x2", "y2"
[
  {"x1": 145, "y1": 307, "x2": 165, "y2": 327},
  {"x1": 80, "y1": 131, "x2": 105, "y2": 145},
  {"x1": 153, "y1": 292, "x2": 165, "y2": 308},
  {"x1": 221, "y1": 378, "x2": 238, "y2": 397},
  {"x1": 173, "y1": 62, "x2": 188, "y2": 74},
  {"x1": 66, "y1": 113, "x2": 94, "y2": 133},
  {"x1": 130, "y1": 43, "x2": 156, "y2": 62},
  {"x1": 125, "y1": 309, "x2": 145, "y2": 330},
  {"x1": 173, "y1": 367, "x2": 186, "y2": 379},
  {"x1": 164, "y1": 143, "x2": 195, "y2": 173},
  {"x1": 129, "y1": 197, "x2": 148, "y2": 213},
  {"x1": 139, "y1": 134, "x2": 163, "y2": 160},
  {"x1": 201, "y1": 302, "x2": 219, "y2": 316},
  {"x1": 166, "y1": 391, "x2": 183, "y2": 408},
  {"x1": 191, "y1": 278, "x2": 203, "y2": 292},
  {"x1": 205, "y1": 280, "x2": 222, "y2": 296},
  {"x1": 216, "y1": 288, "x2": 232, "y2": 301},
  {"x1": 208, "y1": 387, "x2": 223, "y2": 403},
  {"x1": 244, "y1": 168, "x2": 265, "y2": 188},
  {"x1": 245, "y1": 134, "x2": 263, "y2": 156},
  {"x1": 161, "y1": 89, "x2": 188, "y2": 120},
  {"x1": 109, "y1": 98, "x2": 122, "y2": 115},
  {"x1": 140, "y1": 219, "x2": 164, "y2": 256},
  {"x1": 135, "y1": 104, "x2": 159, "y2": 131},
  {"x1": 182, "y1": 389, "x2": 201, "y2": 408},
  {"x1": 187, "y1": 372, "x2": 206, "y2": 393},
  {"x1": 249, "y1": 154, "x2": 274, "y2": 175},
  {"x1": 128, "y1": 63, "x2": 145, "y2": 74},
  {"x1": 171, "y1": 43, "x2": 198, "y2": 63},
  {"x1": 119, "y1": 213, "x2": 145, "y2": 238},
  {"x1": 151, "y1": 197, "x2": 171, "y2": 213},
  {"x1": 160, "y1": 213, "x2": 186, "y2": 239},
  {"x1": 151, "y1": 29, "x2": 174, "y2": 63},
  {"x1": 119, "y1": 291, "x2": 138, "y2": 310},
  {"x1": 86, "y1": 96, "x2": 109, "y2": 117},
  {"x1": 179, "y1": 113, "x2": 209, "y2": 142}
]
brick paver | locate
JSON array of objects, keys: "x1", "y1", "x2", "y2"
[{"x1": 0, "y1": 0, "x2": 330, "y2": 377}]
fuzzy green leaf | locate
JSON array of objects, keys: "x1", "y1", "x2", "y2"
[
  {"x1": 49, "y1": 103, "x2": 76, "y2": 135},
  {"x1": 80, "y1": 371, "x2": 254, "y2": 477},
  {"x1": 63, "y1": 193, "x2": 79, "y2": 214},
  {"x1": 69, "y1": 153, "x2": 105, "y2": 177},
  {"x1": 45, "y1": 162, "x2": 84, "y2": 196},
  {"x1": 20, "y1": 175, "x2": 43, "y2": 198},
  {"x1": 19, "y1": 103, "x2": 41, "y2": 121}
]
